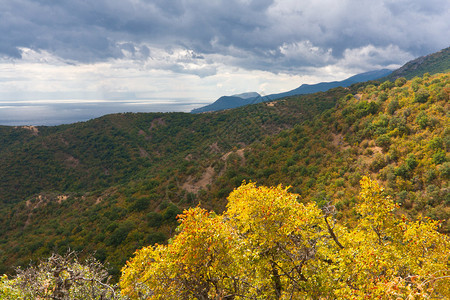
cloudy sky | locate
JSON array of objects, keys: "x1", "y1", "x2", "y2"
[{"x1": 0, "y1": 0, "x2": 449, "y2": 125}]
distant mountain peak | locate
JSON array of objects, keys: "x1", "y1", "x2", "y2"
[{"x1": 232, "y1": 92, "x2": 260, "y2": 99}]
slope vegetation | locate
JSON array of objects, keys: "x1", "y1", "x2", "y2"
[
  {"x1": 0, "y1": 67, "x2": 448, "y2": 282},
  {"x1": 386, "y1": 46, "x2": 450, "y2": 80},
  {"x1": 0, "y1": 88, "x2": 346, "y2": 275}
]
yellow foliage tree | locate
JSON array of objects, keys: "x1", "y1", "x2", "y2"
[
  {"x1": 120, "y1": 207, "x2": 244, "y2": 299},
  {"x1": 120, "y1": 178, "x2": 449, "y2": 299},
  {"x1": 333, "y1": 177, "x2": 449, "y2": 298},
  {"x1": 225, "y1": 182, "x2": 341, "y2": 298}
]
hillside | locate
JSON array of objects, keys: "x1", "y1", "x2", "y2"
[
  {"x1": 385, "y1": 46, "x2": 450, "y2": 80},
  {"x1": 0, "y1": 72, "x2": 448, "y2": 280},
  {"x1": 0, "y1": 88, "x2": 346, "y2": 275},
  {"x1": 233, "y1": 73, "x2": 449, "y2": 225},
  {"x1": 0, "y1": 46, "x2": 449, "y2": 281}
]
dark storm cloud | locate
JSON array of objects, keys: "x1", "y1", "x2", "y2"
[{"x1": 1, "y1": 0, "x2": 449, "y2": 72}]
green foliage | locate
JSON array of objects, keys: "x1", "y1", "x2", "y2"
[
  {"x1": 107, "y1": 222, "x2": 134, "y2": 246},
  {"x1": 386, "y1": 98, "x2": 399, "y2": 114},
  {"x1": 416, "y1": 111, "x2": 430, "y2": 129},
  {"x1": 380, "y1": 80, "x2": 394, "y2": 91},
  {"x1": 385, "y1": 47, "x2": 450, "y2": 80},
  {"x1": 128, "y1": 197, "x2": 150, "y2": 212},
  {"x1": 146, "y1": 232, "x2": 167, "y2": 245},
  {"x1": 162, "y1": 204, "x2": 182, "y2": 223},
  {"x1": 146, "y1": 212, "x2": 163, "y2": 227},
  {"x1": 375, "y1": 134, "x2": 391, "y2": 151},
  {"x1": 369, "y1": 153, "x2": 387, "y2": 172},
  {"x1": 395, "y1": 77, "x2": 407, "y2": 87},
  {"x1": 414, "y1": 88, "x2": 430, "y2": 103},
  {"x1": 405, "y1": 153, "x2": 418, "y2": 170},
  {"x1": 438, "y1": 162, "x2": 450, "y2": 178},
  {"x1": 429, "y1": 136, "x2": 444, "y2": 150},
  {"x1": 411, "y1": 77, "x2": 423, "y2": 91},
  {"x1": 433, "y1": 150, "x2": 447, "y2": 164}
]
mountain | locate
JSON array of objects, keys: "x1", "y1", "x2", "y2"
[
  {"x1": 190, "y1": 94, "x2": 262, "y2": 113},
  {"x1": 266, "y1": 69, "x2": 393, "y2": 99},
  {"x1": 191, "y1": 69, "x2": 392, "y2": 113},
  {"x1": 384, "y1": 46, "x2": 450, "y2": 80},
  {"x1": 1, "y1": 72, "x2": 448, "y2": 279},
  {"x1": 192, "y1": 46, "x2": 450, "y2": 114},
  {"x1": 232, "y1": 92, "x2": 260, "y2": 99}
]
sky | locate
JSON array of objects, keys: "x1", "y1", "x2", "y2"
[{"x1": 0, "y1": 0, "x2": 449, "y2": 125}]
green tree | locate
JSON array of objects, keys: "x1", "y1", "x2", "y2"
[
  {"x1": 414, "y1": 88, "x2": 430, "y2": 103},
  {"x1": 395, "y1": 77, "x2": 407, "y2": 87}
]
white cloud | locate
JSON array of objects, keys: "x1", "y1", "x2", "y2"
[
  {"x1": 0, "y1": 0, "x2": 449, "y2": 124},
  {"x1": 1, "y1": 45, "x2": 348, "y2": 108},
  {"x1": 337, "y1": 44, "x2": 415, "y2": 72},
  {"x1": 278, "y1": 41, "x2": 334, "y2": 66}
]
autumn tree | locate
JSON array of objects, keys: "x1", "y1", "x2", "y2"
[
  {"x1": 120, "y1": 207, "x2": 244, "y2": 299},
  {"x1": 331, "y1": 177, "x2": 449, "y2": 298},
  {"x1": 224, "y1": 182, "x2": 342, "y2": 299},
  {"x1": 120, "y1": 178, "x2": 449, "y2": 299}
]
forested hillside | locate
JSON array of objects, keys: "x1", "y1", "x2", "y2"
[
  {"x1": 220, "y1": 72, "x2": 449, "y2": 231},
  {"x1": 0, "y1": 71, "x2": 448, "y2": 283},
  {"x1": 385, "y1": 46, "x2": 449, "y2": 80},
  {"x1": 0, "y1": 88, "x2": 346, "y2": 275},
  {"x1": 0, "y1": 47, "x2": 448, "y2": 298}
]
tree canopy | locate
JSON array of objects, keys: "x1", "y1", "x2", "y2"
[{"x1": 120, "y1": 177, "x2": 450, "y2": 299}]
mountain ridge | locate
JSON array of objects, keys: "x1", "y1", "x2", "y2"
[
  {"x1": 191, "y1": 69, "x2": 392, "y2": 113},
  {"x1": 384, "y1": 46, "x2": 450, "y2": 80}
]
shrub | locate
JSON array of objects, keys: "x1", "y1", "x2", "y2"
[
  {"x1": 107, "y1": 223, "x2": 133, "y2": 246},
  {"x1": 405, "y1": 154, "x2": 418, "y2": 170},
  {"x1": 129, "y1": 197, "x2": 149, "y2": 212},
  {"x1": 147, "y1": 212, "x2": 163, "y2": 227},
  {"x1": 387, "y1": 99, "x2": 399, "y2": 115},
  {"x1": 414, "y1": 88, "x2": 430, "y2": 103},
  {"x1": 433, "y1": 150, "x2": 447, "y2": 165},
  {"x1": 428, "y1": 137, "x2": 443, "y2": 150},
  {"x1": 1, "y1": 252, "x2": 122, "y2": 299},
  {"x1": 395, "y1": 164, "x2": 411, "y2": 179},
  {"x1": 411, "y1": 77, "x2": 423, "y2": 91},
  {"x1": 438, "y1": 162, "x2": 450, "y2": 178},
  {"x1": 378, "y1": 92, "x2": 388, "y2": 102},
  {"x1": 146, "y1": 232, "x2": 167, "y2": 245},
  {"x1": 162, "y1": 204, "x2": 182, "y2": 222},
  {"x1": 375, "y1": 134, "x2": 391, "y2": 151},
  {"x1": 380, "y1": 81, "x2": 394, "y2": 91},
  {"x1": 370, "y1": 154, "x2": 387, "y2": 172},
  {"x1": 395, "y1": 77, "x2": 407, "y2": 87},
  {"x1": 416, "y1": 111, "x2": 430, "y2": 129}
]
